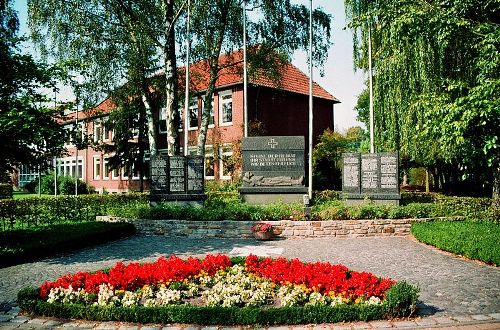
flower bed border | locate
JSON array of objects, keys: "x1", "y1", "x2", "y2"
[{"x1": 18, "y1": 281, "x2": 418, "y2": 325}]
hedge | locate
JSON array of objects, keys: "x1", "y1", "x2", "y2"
[
  {"x1": 0, "y1": 222, "x2": 136, "y2": 267},
  {"x1": 411, "y1": 220, "x2": 500, "y2": 265},
  {"x1": 0, "y1": 193, "x2": 148, "y2": 230},
  {"x1": 0, "y1": 183, "x2": 13, "y2": 199},
  {"x1": 18, "y1": 282, "x2": 418, "y2": 325}
]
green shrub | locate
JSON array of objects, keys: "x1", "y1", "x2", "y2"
[
  {"x1": 313, "y1": 190, "x2": 342, "y2": 204},
  {"x1": 0, "y1": 193, "x2": 148, "y2": 230},
  {"x1": 0, "y1": 222, "x2": 135, "y2": 267},
  {"x1": 17, "y1": 280, "x2": 418, "y2": 325},
  {"x1": 0, "y1": 183, "x2": 13, "y2": 199},
  {"x1": 412, "y1": 220, "x2": 500, "y2": 265},
  {"x1": 400, "y1": 192, "x2": 435, "y2": 205},
  {"x1": 204, "y1": 180, "x2": 241, "y2": 207}
]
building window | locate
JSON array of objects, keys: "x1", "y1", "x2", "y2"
[
  {"x1": 159, "y1": 107, "x2": 167, "y2": 133},
  {"x1": 94, "y1": 121, "x2": 102, "y2": 143},
  {"x1": 188, "y1": 99, "x2": 198, "y2": 130},
  {"x1": 202, "y1": 96, "x2": 215, "y2": 128},
  {"x1": 219, "y1": 90, "x2": 232, "y2": 126},
  {"x1": 103, "y1": 118, "x2": 112, "y2": 142},
  {"x1": 18, "y1": 164, "x2": 37, "y2": 188},
  {"x1": 58, "y1": 157, "x2": 84, "y2": 178},
  {"x1": 219, "y1": 145, "x2": 233, "y2": 180},
  {"x1": 204, "y1": 146, "x2": 215, "y2": 180},
  {"x1": 93, "y1": 156, "x2": 101, "y2": 180},
  {"x1": 112, "y1": 165, "x2": 120, "y2": 180},
  {"x1": 103, "y1": 157, "x2": 110, "y2": 180}
]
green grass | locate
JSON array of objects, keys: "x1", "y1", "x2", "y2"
[
  {"x1": 0, "y1": 222, "x2": 135, "y2": 267},
  {"x1": 411, "y1": 220, "x2": 500, "y2": 265},
  {"x1": 12, "y1": 191, "x2": 51, "y2": 199}
]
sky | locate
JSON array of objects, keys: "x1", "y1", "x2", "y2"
[{"x1": 13, "y1": 0, "x2": 365, "y2": 131}]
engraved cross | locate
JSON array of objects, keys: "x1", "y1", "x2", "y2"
[{"x1": 268, "y1": 138, "x2": 278, "y2": 149}]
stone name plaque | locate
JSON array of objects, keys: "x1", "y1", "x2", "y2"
[
  {"x1": 361, "y1": 153, "x2": 380, "y2": 194},
  {"x1": 241, "y1": 136, "x2": 305, "y2": 187},
  {"x1": 150, "y1": 155, "x2": 168, "y2": 191},
  {"x1": 342, "y1": 153, "x2": 361, "y2": 194},
  {"x1": 342, "y1": 152, "x2": 400, "y2": 199},
  {"x1": 187, "y1": 156, "x2": 204, "y2": 192},
  {"x1": 169, "y1": 156, "x2": 185, "y2": 193}
]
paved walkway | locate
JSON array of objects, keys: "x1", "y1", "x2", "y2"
[{"x1": 0, "y1": 236, "x2": 499, "y2": 329}]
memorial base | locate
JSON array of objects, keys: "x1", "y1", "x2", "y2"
[
  {"x1": 239, "y1": 187, "x2": 308, "y2": 205},
  {"x1": 149, "y1": 193, "x2": 206, "y2": 207},
  {"x1": 344, "y1": 193, "x2": 400, "y2": 206}
]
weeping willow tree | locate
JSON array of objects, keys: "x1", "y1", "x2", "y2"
[{"x1": 345, "y1": 0, "x2": 500, "y2": 197}]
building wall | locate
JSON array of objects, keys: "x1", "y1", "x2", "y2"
[{"x1": 48, "y1": 84, "x2": 335, "y2": 193}]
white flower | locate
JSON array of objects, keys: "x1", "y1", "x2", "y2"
[{"x1": 366, "y1": 296, "x2": 381, "y2": 305}]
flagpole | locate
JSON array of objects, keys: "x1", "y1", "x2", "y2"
[
  {"x1": 368, "y1": 24, "x2": 374, "y2": 154},
  {"x1": 184, "y1": 0, "x2": 191, "y2": 156},
  {"x1": 308, "y1": 0, "x2": 313, "y2": 199},
  {"x1": 243, "y1": 0, "x2": 248, "y2": 138}
]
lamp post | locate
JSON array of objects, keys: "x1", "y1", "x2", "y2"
[
  {"x1": 53, "y1": 85, "x2": 57, "y2": 196},
  {"x1": 368, "y1": 25, "x2": 374, "y2": 154},
  {"x1": 308, "y1": 0, "x2": 313, "y2": 199}
]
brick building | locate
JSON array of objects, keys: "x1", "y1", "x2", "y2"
[{"x1": 21, "y1": 52, "x2": 339, "y2": 193}]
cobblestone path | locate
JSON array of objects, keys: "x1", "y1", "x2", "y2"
[{"x1": 0, "y1": 236, "x2": 498, "y2": 317}]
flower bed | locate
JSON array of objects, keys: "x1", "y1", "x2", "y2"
[{"x1": 18, "y1": 255, "x2": 419, "y2": 325}]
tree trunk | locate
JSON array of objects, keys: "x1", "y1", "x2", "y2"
[
  {"x1": 425, "y1": 168, "x2": 430, "y2": 193},
  {"x1": 197, "y1": 83, "x2": 216, "y2": 155},
  {"x1": 493, "y1": 165, "x2": 500, "y2": 200},
  {"x1": 164, "y1": 0, "x2": 179, "y2": 156},
  {"x1": 141, "y1": 93, "x2": 157, "y2": 157}
]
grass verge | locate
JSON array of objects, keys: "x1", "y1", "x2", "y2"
[
  {"x1": 411, "y1": 220, "x2": 500, "y2": 265},
  {"x1": 0, "y1": 222, "x2": 135, "y2": 267}
]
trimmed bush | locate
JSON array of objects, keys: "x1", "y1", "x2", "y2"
[
  {"x1": 411, "y1": 220, "x2": 500, "y2": 265},
  {"x1": 0, "y1": 222, "x2": 135, "y2": 267},
  {"x1": 18, "y1": 281, "x2": 418, "y2": 325},
  {"x1": 0, "y1": 183, "x2": 13, "y2": 199},
  {"x1": 0, "y1": 193, "x2": 148, "y2": 231}
]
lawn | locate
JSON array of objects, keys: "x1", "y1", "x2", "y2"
[{"x1": 411, "y1": 220, "x2": 500, "y2": 265}]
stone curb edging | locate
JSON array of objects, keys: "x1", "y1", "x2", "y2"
[
  {"x1": 97, "y1": 216, "x2": 461, "y2": 239},
  {"x1": 1, "y1": 306, "x2": 499, "y2": 330}
]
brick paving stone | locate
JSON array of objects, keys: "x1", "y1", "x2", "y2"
[
  {"x1": 9, "y1": 317, "x2": 29, "y2": 324},
  {"x1": 27, "y1": 319, "x2": 47, "y2": 325},
  {"x1": 76, "y1": 321, "x2": 100, "y2": 328},
  {"x1": 140, "y1": 326, "x2": 162, "y2": 330},
  {"x1": 43, "y1": 320, "x2": 64, "y2": 327},
  {"x1": 453, "y1": 315, "x2": 475, "y2": 322},
  {"x1": 117, "y1": 326, "x2": 140, "y2": 330},
  {"x1": 0, "y1": 325, "x2": 22, "y2": 330},
  {"x1": 331, "y1": 325, "x2": 351, "y2": 330},
  {"x1": 414, "y1": 318, "x2": 437, "y2": 326},
  {"x1": 367, "y1": 321, "x2": 391, "y2": 329},
  {"x1": 183, "y1": 327, "x2": 200, "y2": 330},
  {"x1": 471, "y1": 315, "x2": 494, "y2": 321},
  {"x1": 218, "y1": 327, "x2": 240, "y2": 330},
  {"x1": 0, "y1": 315, "x2": 13, "y2": 323},
  {"x1": 390, "y1": 321, "x2": 416, "y2": 328},
  {"x1": 61, "y1": 322, "x2": 83, "y2": 328},
  {"x1": 312, "y1": 325, "x2": 332, "y2": 330},
  {"x1": 268, "y1": 327, "x2": 291, "y2": 330},
  {"x1": 351, "y1": 322, "x2": 371, "y2": 330},
  {"x1": 432, "y1": 316, "x2": 456, "y2": 325},
  {"x1": 488, "y1": 314, "x2": 500, "y2": 320}
]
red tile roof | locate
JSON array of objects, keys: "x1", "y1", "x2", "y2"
[{"x1": 182, "y1": 49, "x2": 339, "y2": 102}]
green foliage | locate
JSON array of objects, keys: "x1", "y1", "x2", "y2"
[
  {"x1": 204, "y1": 180, "x2": 241, "y2": 208},
  {"x1": 113, "y1": 201, "x2": 303, "y2": 222},
  {"x1": 345, "y1": 0, "x2": 500, "y2": 197},
  {"x1": 313, "y1": 128, "x2": 368, "y2": 190},
  {"x1": 17, "y1": 281, "x2": 418, "y2": 324},
  {"x1": 38, "y1": 172, "x2": 94, "y2": 195},
  {"x1": 412, "y1": 221, "x2": 500, "y2": 265},
  {"x1": 0, "y1": 222, "x2": 135, "y2": 267},
  {"x1": 0, "y1": 184, "x2": 13, "y2": 199},
  {"x1": 0, "y1": 193, "x2": 148, "y2": 231},
  {"x1": 0, "y1": 1, "x2": 66, "y2": 174}
]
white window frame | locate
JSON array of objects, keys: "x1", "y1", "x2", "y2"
[
  {"x1": 93, "y1": 156, "x2": 101, "y2": 180},
  {"x1": 204, "y1": 145, "x2": 215, "y2": 180},
  {"x1": 103, "y1": 157, "x2": 110, "y2": 180},
  {"x1": 58, "y1": 156, "x2": 84, "y2": 179},
  {"x1": 103, "y1": 117, "x2": 111, "y2": 142},
  {"x1": 111, "y1": 165, "x2": 120, "y2": 180},
  {"x1": 219, "y1": 144, "x2": 233, "y2": 181},
  {"x1": 202, "y1": 96, "x2": 215, "y2": 128},
  {"x1": 93, "y1": 121, "x2": 102, "y2": 143},
  {"x1": 219, "y1": 90, "x2": 233, "y2": 126},
  {"x1": 188, "y1": 98, "x2": 199, "y2": 131},
  {"x1": 159, "y1": 107, "x2": 168, "y2": 134}
]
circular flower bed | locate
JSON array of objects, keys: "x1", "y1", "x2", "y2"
[{"x1": 18, "y1": 255, "x2": 419, "y2": 325}]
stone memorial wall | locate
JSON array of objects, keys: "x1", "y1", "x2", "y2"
[
  {"x1": 342, "y1": 152, "x2": 400, "y2": 204},
  {"x1": 150, "y1": 155, "x2": 205, "y2": 203},
  {"x1": 240, "y1": 136, "x2": 307, "y2": 204}
]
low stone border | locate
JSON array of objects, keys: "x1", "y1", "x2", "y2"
[{"x1": 96, "y1": 216, "x2": 458, "y2": 239}]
